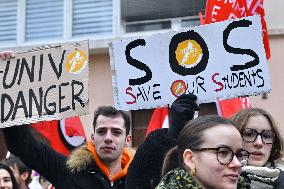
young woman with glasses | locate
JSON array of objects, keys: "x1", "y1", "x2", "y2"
[
  {"x1": 156, "y1": 115, "x2": 250, "y2": 189},
  {"x1": 232, "y1": 108, "x2": 284, "y2": 189}
]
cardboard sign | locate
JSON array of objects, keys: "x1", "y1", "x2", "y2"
[
  {"x1": 110, "y1": 16, "x2": 271, "y2": 111},
  {"x1": 0, "y1": 40, "x2": 89, "y2": 128}
]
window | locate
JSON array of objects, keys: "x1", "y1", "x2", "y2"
[
  {"x1": 72, "y1": 0, "x2": 113, "y2": 37},
  {"x1": 0, "y1": 0, "x2": 17, "y2": 44},
  {"x1": 25, "y1": 0, "x2": 64, "y2": 41},
  {"x1": 121, "y1": 0, "x2": 206, "y2": 33}
]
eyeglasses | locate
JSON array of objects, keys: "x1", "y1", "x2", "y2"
[
  {"x1": 242, "y1": 128, "x2": 275, "y2": 144},
  {"x1": 192, "y1": 146, "x2": 249, "y2": 166}
]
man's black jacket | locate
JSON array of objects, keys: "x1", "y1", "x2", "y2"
[{"x1": 3, "y1": 125, "x2": 125, "y2": 189}]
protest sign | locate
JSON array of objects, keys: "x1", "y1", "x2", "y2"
[
  {"x1": 110, "y1": 16, "x2": 270, "y2": 111},
  {"x1": 0, "y1": 40, "x2": 89, "y2": 127}
]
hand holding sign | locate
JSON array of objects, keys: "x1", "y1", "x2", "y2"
[
  {"x1": 168, "y1": 93, "x2": 200, "y2": 138},
  {"x1": 0, "y1": 51, "x2": 15, "y2": 60}
]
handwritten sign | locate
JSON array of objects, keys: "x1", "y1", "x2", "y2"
[
  {"x1": 0, "y1": 40, "x2": 89, "y2": 127},
  {"x1": 110, "y1": 16, "x2": 271, "y2": 111}
]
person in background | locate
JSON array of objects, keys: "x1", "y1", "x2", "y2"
[
  {"x1": 0, "y1": 50, "x2": 133, "y2": 189},
  {"x1": 156, "y1": 115, "x2": 249, "y2": 189},
  {"x1": 28, "y1": 172, "x2": 54, "y2": 189},
  {"x1": 38, "y1": 176, "x2": 53, "y2": 189},
  {"x1": 2, "y1": 155, "x2": 32, "y2": 189},
  {"x1": 0, "y1": 163, "x2": 19, "y2": 189},
  {"x1": 232, "y1": 108, "x2": 284, "y2": 189},
  {"x1": 126, "y1": 94, "x2": 199, "y2": 189}
]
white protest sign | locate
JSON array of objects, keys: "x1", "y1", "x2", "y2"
[
  {"x1": 110, "y1": 16, "x2": 271, "y2": 111},
  {"x1": 0, "y1": 40, "x2": 89, "y2": 128}
]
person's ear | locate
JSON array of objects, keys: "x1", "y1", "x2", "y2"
[
  {"x1": 183, "y1": 149, "x2": 196, "y2": 171},
  {"x1": 124, "y1": 135, "x2": 132, "y2": 147},
  {"x1": 20, "y1": 171, "x2": 30, "y2": 182}
]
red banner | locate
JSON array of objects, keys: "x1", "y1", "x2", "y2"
[
  {"x1": 32, "y1": 117, "x2": 86, "y2": 156},
  {"x1": 145, "y1": 107, "x2": 169, "y2": 137},
  {"x1": 205, "y1": 0, "x2": 270, "y2": 59},
  {"x1": 205, "y1": 0, "x2": 247, "y2": 24},
  {"x1": 32, "y1": 121, "x2": 70, "y2": 156},
  {"x1": 217, "y1": 97, "x2": 253, "y2": 118},
  {"x1": 65, "y1": 116, "x2": 86, "y2": 138}
]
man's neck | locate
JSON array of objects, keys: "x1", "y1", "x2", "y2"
[{"x1": 105, "y1": 158, "x2": 122, "y2": 177}]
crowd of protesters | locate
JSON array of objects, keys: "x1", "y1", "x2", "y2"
[
  {"x1": 0, "y1": 154, "x2": 53, "y2": 189},
  {"x1": 0, "y1": 50, "x2": 284, "y2": 189}
]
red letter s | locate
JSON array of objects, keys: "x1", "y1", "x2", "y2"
[
  {"x1": 212, "y1": 73, "x2": 224, "y2": 92},
  {"x1": 125, "y1": 87, "x2": 136, "y2": 104}
]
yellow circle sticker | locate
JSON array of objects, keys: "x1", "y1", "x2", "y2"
[
  {"x1": 175, "y1": 40, "x2": 203, "y2": 68},
  {"x1": 65, "y1": 50, "x2": 87, "y2": 74}
]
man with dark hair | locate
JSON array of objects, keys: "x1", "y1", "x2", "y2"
[
  {"x1": 3, "y1": 106, "x2": 132, "y2": 189},
  {"x1": 66, "y1": 105, "x2": 132, "y2": 188},
  {"x1": 2, "y1": 154, "x2": 32, "y2": 189}
]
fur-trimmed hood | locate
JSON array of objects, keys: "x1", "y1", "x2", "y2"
[
  {"x1": 66, "y1": 143, "x2": 96, "y2": 173},
  {"x1": 66, "y1": 142, "x2": 134, "y2": 178}
]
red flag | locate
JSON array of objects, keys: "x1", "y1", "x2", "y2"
[
  {"x1": 32, "y1": 121, "x2": 70, "y2": 156},
  {"x1": 216, "y1": 97, "x2": 253, "y2": 118},
  {"x1": 31, "y1": 117, "x2": 86, "y2": 156},
  {"x1": 198, "y1": 11, "x2": 205, "y2": 25},
  {"x1": 65, "y1": 116, "x2": 86, "y2": 138},
  {"x1": 145, "y1": 107, "x2": 169, "y2": 137},
  {"x1": 205, "y1": 0, "x2": 248, "y2": 24}
]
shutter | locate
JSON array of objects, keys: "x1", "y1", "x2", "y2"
[
  {"x1": 26, "y1": 0, "x2": 63, "y2": 41},
  {"x1": 72, "y1": 0, "x2": 113, "y2": 37},
  {"x1": 0, "y1": 0, "x2": 17, "y2": 43}
]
